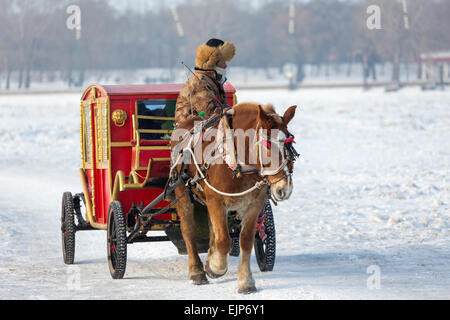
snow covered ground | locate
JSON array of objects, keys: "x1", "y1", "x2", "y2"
[
  {"x1": 0, "y1": 87, "x2": 449, "y2": 299},
  {"x1": 0, "y1": 63, "x2": 417, "y2": 92}
]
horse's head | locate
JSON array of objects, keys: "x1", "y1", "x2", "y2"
[{"x1": 255, "y1": 103, "x2": 298, "y2": 202}]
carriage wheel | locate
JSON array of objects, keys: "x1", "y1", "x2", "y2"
[
  {"x1": 61, "y1": 192, "x2": 76, "y2": 265},
  {"x1": 254, "y1": 200, "x2": 276, "y2": 272},
  {"x1": 228, "y1": 211, "x2": 241, "y2": 257},
  {"x1": 107, "y1": 201, "x2": 127, "y2": 279},
  {"x1": 229, "y1": 236, "x2": 240, "y2": 257}
]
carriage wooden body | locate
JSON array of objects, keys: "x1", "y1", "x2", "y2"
[{"x1": 77, "y1": 83, "x2": 235, "y2": 229}]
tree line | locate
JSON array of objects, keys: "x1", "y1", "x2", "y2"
[{"x1": 0, "y1": 0, "x2": 449, "y2": 89}]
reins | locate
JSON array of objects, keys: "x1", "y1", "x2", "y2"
[
  {"x1": 169, "y1": 114, "x2": 297, "y2": 198},
  {"x1": 170, "y1": 132, "x2": 270, "y2": 198}
]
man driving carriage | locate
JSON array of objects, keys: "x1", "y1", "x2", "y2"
[
  {"x1": 166, "y1": 38, "x2": 235, "y2": 201},
  {"x1": 174, "y1": 38, "x2": 236, "y2": 126}
]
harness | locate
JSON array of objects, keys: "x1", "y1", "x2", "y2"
[
  {"x1": 175, "y1": 63, "x2": 300, "y2": 199},
  {"x1": 168, "y1": 110, "x2": 299, "y2": 199}
]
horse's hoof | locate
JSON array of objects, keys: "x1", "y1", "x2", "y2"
[
  {"x1": 238, "y1": 285, "x2": 257, "y2": 294},
  {"x1": 205, "y1": 262, "x2": 227, "y2": 279},
  {"x1": 190, "y1": 273, "x2": 209, "y2": 285}
]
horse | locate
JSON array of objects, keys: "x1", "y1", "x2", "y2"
[{"x1": 169, "y1": 102, "x2": 297, "y2": 294}]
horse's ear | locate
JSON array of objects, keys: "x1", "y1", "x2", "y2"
[
  {"x1": 258, "y1": 104, "x2": 274, "y2": 129},
  {"x1": 283, "y1": 105, "x2": 297, "y2": 125},
  {"x1": 257, "y1": 104, "x2": 271, "y2": 125}
]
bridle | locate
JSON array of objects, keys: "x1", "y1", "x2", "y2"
[
  {"x1": 255, "y1": 125, "x2": 299, "y2": 183},
  {"x1": 169, "y1": 112, "x2": 299, "y2": 198}
]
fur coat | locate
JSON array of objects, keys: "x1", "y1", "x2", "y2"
[
  {"x1": 174, "y1": 40, "x2": 235, "y2": 125},
  {"x1": 174, "y1": 69, "x2": 226, "y2": 125}
]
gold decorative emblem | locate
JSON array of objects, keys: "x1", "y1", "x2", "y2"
[{"x1": 112, "y1": 109, "x2": 127, "y2": 127}]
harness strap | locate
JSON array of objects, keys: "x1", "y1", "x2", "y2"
[
  {"x1": 172, "y1": 144, "x2": 269, "y2": 197},
  {"x1": 169, "y1": 110, "x2": 296, "y2": 199}
]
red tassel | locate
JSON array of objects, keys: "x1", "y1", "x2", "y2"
[{"x1": 285, "y1": 137, "x2": 295, "y2": 144}]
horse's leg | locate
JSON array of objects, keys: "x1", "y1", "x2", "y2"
[
  {"x1": 205, "y1": 198, "x2": 231, "y2": 278},
  {"x1": 175, "y1": 186, "x2": 208, "y2": 285},
  {"x1": 237, "y1": 203, "x2": 261, "y2": 294},
  {"x1": 207, "y1": 213, "x2": 216, "y2": 267}
]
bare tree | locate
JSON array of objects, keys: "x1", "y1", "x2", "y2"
[
  {"x1": 10, "y1": 0, "x2": 61, "y2": 88},
  {"x1": 0, "y1": 0, "x2": 448, "y2": 89}
]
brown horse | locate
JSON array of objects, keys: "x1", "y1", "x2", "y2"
[{"x1": 170, "y1": 102, "x2": 297, "y2": 294}]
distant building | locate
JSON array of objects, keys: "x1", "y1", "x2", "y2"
[{"x1": 420, "y1": 51, "x2": 450, "y2": 89}]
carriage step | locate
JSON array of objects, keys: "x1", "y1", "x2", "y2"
[
  {"x1": 127, "y1": 235, "x2": 170, "y2": 243},
  {"x1": 75, "y1": 224, "x2": 97, "y2": 231}
]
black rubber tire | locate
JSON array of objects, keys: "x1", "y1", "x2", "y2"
[
  {"x1": 61, "y1": 192, "x2": 76, "y2": 265},
  {"x1": 107, "y1": 201, "x2": 127, "y2": 279},
  {"x1": 229, "y1": 236, "x2": 240, "y2": 257},
  {"x1": 254, "y1": 200, "x2": 276, "y2": 272}
]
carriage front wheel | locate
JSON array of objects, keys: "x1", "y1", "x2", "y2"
[
  {"x1": 107, "y1": 201, "x2": 127, "y2": 279},
  {"x1": 254, "y1": 200, "x2": 276, "y2": 272}
]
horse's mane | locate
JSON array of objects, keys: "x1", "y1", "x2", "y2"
[
  {"x1": 176, "y1": 102, "x2": 283, "y2": 133},
  {"x1": 233, "y1": 102, "x2": 283, "y2": 126},
  {"x1": 261, "y1": 103, "x2": 283, "y2": 125}
]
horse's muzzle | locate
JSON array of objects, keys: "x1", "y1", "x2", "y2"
[{"x1": 270, "y1": 179, "x2": 293, "y2": 202}]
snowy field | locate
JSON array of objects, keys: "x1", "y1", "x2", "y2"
[{"x1": 0, "y1": 87, "x2": 449, "y2": 300}]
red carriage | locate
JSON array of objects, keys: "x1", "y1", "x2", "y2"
[{"x1": 61, "y1": 83, "x2": 276, "y2": 279}]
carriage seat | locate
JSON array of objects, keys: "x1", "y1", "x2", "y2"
[
  {"x1": 130, "y1": 138, "x2": 171, "y2": 182},
  {"x1": 138, "y1": 139, "x2": 169, "y2": 146}
]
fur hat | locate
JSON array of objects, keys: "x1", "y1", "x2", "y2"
[{"x1": 195, "y1": 38, "x2": 236, "y2": 70}]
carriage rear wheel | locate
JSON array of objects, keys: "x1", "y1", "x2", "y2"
[
  {"x1": 107, "y1": 201, "x2": 127, "y2": 279},
  {"x1": 229, "y1": 236, "x2": 240, "y2": 257},
  {"x1": 254, "y1": 200, "x2": 276, "y2": 272},
  {"x1": 61, "y1": 192, "x2": 76, "y2": 265}
]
